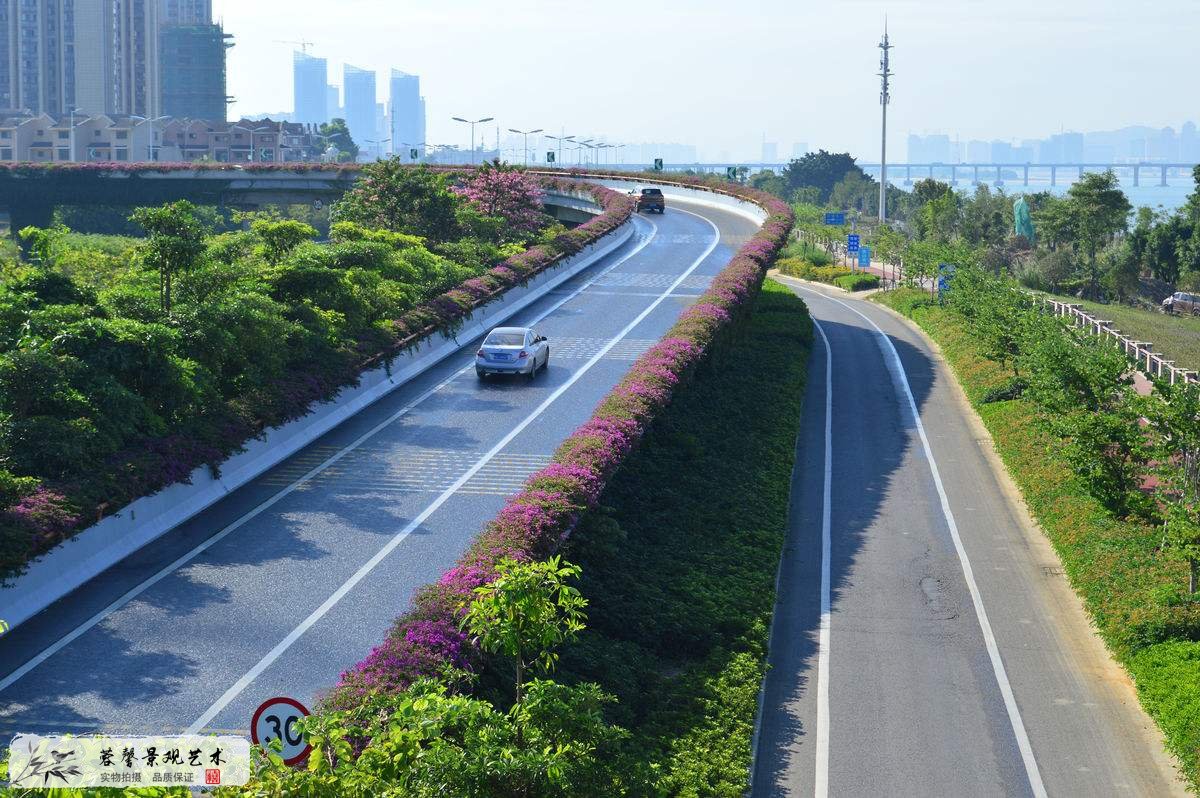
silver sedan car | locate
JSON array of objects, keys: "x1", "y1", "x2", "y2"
[{"x1": 475, "y1": 326, "x2": 550, "y2": 380}]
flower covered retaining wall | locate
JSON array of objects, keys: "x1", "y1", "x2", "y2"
[{"x1": 329, "y1": 181, "x2": 795, "y2": 706}]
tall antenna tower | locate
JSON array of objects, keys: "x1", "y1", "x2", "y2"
[{"x1": 878, "y1": 20, "x2": 893, "y2": 223}]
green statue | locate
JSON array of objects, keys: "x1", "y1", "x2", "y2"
[{"x1": 1014, "y1": 196, "x2": 1035, "y2": 244}]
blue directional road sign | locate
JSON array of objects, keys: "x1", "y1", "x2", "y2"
[
  {"x1": 824, "y1": 212, "x2": 846, "y2": 226},
  {"x1": 847, "y1": 234, "x2": 861, "y2": 253},
  {"x1": 858, "y1": 246, "x2": 871, "y2": 267}
]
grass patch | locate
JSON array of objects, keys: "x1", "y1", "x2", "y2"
[
  {"x1": 833, "y1": 272, "x2": 880, "y2": 292},
  {"x1": 875, "y1": 287, "x2": 1200, "y2": 788},
  {"x1": 555, "y1": 279, "x2": 812, "y2": 795},
  {"x1": 1045, "y1": 292, "x2": 1200, "y2": 375}
]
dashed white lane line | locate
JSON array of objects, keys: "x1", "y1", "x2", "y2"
[
  {"x1": 794, "y1": 283, "x2": 1048, "y2": 798},
  {"x1": 183, "y1": 211, "x2": 722, "y2": 733},
  {"x1": 0, "y1": 215, "x2": 661, "y2": 695}
]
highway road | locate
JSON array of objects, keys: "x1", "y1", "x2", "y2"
[
  {"x1": 0, "y1": 198, "x2": 757, "y2": 737},
  {"x1": 753, "y1": 279, "x2": 1185, "y2": 797}
]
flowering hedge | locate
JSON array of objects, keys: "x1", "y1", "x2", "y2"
[
  {"x1": 1, "y1": 177, "x2": 633, "y2": 584},
  {"x1": 328, "y1": 180, "x2": 795, "y2": 706}
]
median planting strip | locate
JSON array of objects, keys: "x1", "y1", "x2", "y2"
[{"x1": 322, "y1": 186, "x2": 794, "y2": 708}]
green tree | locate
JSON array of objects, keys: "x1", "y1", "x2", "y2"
[
  {"x1": 1031, "y1": 194, "x2": 1076, "y2": 252},
  {"x1": 333, "y1": 161, "x2": 464, "y2": 243},
  {"x1": 462, "y1": 556, "x2": 587, "y2": 708},
  {"x1": 319, "y1": 117, "x2": 359, "y2": 161},
  {"x1": 781, "y1": 150, "x2": 864, "y2": 203},
  {"x1": 250, "y1": 218, "x2": 318, "y2": 264},
  {"x1": 1145, "y1": 381, "x2": 1200, "y2": 594},
  {"x1": 130, "y1": 200, "x2": 210, "y2": 314},
  {"x1": 1066, "y1": 171, "x2": 1132, "y2": 299},
  {"x1": 1021, "y1": 314, "x2": 1149, "y2": 516}
]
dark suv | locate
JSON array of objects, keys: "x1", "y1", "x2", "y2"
[{"x1": 635, "y1": 188, "x2": 665, "y2": 214}]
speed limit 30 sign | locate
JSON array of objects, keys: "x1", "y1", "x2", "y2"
[{"x1": 251, "y1": 696, "x2": 312, "y2": 766}]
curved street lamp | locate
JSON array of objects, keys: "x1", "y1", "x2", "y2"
[
  {"x1": 452, "y1": 116, "x2": 494, "y2": 164},
  {"x1": 508, "y1": 127, "x2": 543, "y2": 166}
]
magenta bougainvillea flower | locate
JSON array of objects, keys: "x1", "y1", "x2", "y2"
[{"x1": 324, "y1": 171, "x2": 795, "y2": 707}]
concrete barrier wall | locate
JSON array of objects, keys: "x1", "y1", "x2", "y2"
[
  {"x1": 579, "y1": 178, "x2": 768, "y2": 225},
  {"x1": 1, "y1": 198, "x2": 632, "y2": 631}
]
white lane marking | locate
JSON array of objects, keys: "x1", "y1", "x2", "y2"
[
  {"x1": 0, "y1": 216, "x2": 661, "y2": 694},
  {"x1": 185, "y1": 212, "x2": 721, "y2": 733},
  {"x1": 813, "y1": 318, "x2": 833, "y2": 798},
  {"x1": 794, "y1": 284, "x2": 1048, "y2": 798}
]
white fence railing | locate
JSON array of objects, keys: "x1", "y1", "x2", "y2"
[{"x1": 1040, "y1": 298, "x2": 1198, "y2": 386}]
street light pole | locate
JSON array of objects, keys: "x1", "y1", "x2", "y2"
[
  {"x1": 878, "y1": 20, "x2": 893, "y2": 224},
  {"x1": 546, "y1": 134, "x2": 574, "y2": 167},
  {"x1": 452, "y1": 116, "x2": 494, "y2": 165},
  {"x1": 67, "y1": 106, "x2": 83, "y2": 162},
  {"x1": 508, "y1": 127, "x2": 543, "y2": 166}
]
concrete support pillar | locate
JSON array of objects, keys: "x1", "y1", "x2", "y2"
[
  {"x1": 1162, "y1": 165, "x2": 1169, "y2": 187},
  {"x1": 950, "y1": 164, "x2": 957, "y2": 184},
  {"x1": 905, "y1": 164, "x2": 912, "y2": 184},
  {"x1": 973, "y1": 165, "x2": 980, "y2": 184},
  {"x1": 1133, "y1": 165, "x2": 1140, "y2": 187},
  {"x1": 1023, "y1": 164, "x2": 1029, "y2": 186},
  {"x1": 1050, "y1": 165, "x2": 1057, "y2": 186}
]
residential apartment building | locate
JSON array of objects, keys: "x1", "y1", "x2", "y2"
[
  {"x1": 343, "y1": 63, "x2": 376, "y2": 155},
  {"x1": 0, "y1": 112, "x2": 153, "y2": 161},
  {"x1": 2, "y1": 0, "x2": 160, "y2": 118},
  {"x1": 160, "y1": 24, "x2": 231, "y2": 121},
  {"x1": 292, "y1": 51, "x2": 327, "y2": 125},
  {"x1": 389, "y1": 69, "x2": 423, "y2": 157},
  {"x1": 0, "y1": 113, "x2": 326, "y2": 163},
  {"x1": 160, "y1": 0, "x2": 210, "y2": 25}
]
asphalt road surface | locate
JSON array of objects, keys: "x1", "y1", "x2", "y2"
[
  {"x1": 0, "y1": 198, "x2": 757, "y2": 738},
  {"x1": 753, "y1": 278, "x2": 1185, "y2": 798}
]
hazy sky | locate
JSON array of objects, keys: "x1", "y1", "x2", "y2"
[{"x1": 211, "y1": 0, "x2": 1199, "y2": 162}]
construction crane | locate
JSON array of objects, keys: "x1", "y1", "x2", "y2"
[{"x1": 274, "y1": 39, "x2": 315, "y2": 54}]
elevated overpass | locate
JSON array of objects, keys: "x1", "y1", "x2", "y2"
[{"x1": 0, "y1": 165, "x2": 602, "y2": 232}]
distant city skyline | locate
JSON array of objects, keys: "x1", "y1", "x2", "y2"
[
  {"x1": 211, "y1": 0, "x2": 1200, "y2": 163},
  {"x1": 908, "y1": 122, "x2": 1200, "y2": 165}
]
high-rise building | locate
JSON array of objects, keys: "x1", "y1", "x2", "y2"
[
  {"x1": 0, "y1": 0, "x2": 76, "y2": 114},
  {"x1": 292, "y1": 51, "x2": 327, "y2": 124},
  {"x1": 160, "y1": 24, "x2": 230, "y2": 121},
  {"x1": 4, "y1": 0, "x2": 160, "y2": 117},
  {"x1": 1182, "y1": 122, "x2": 1199, "y2": 162},
  {"x1": 389, "y1": 69, "x2": 422, "y2": 157},
  {"x1": 343, "y1": 64, "x2": 375, "y2": 154},
  {"x1": 161, "y1": 0, "x2": 210, "y2": 25}
]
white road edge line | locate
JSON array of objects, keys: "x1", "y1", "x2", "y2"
[
  {"x1": 812, "y1": 318, "x2": 833, "y2": 798},
  {"x1": 0, "y1": 215, "x2": 661, "y2": 695},
  {"x1": 795, "y1": 283, "x2": 1048, "y2": 798},
  {"x1": 185, "y1": 211, "x2": 720, "y2": 733}
]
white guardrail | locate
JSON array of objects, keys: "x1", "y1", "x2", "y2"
[{"x1": 1040, "y1": 297, "x2": 1198, "y2": 386}]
